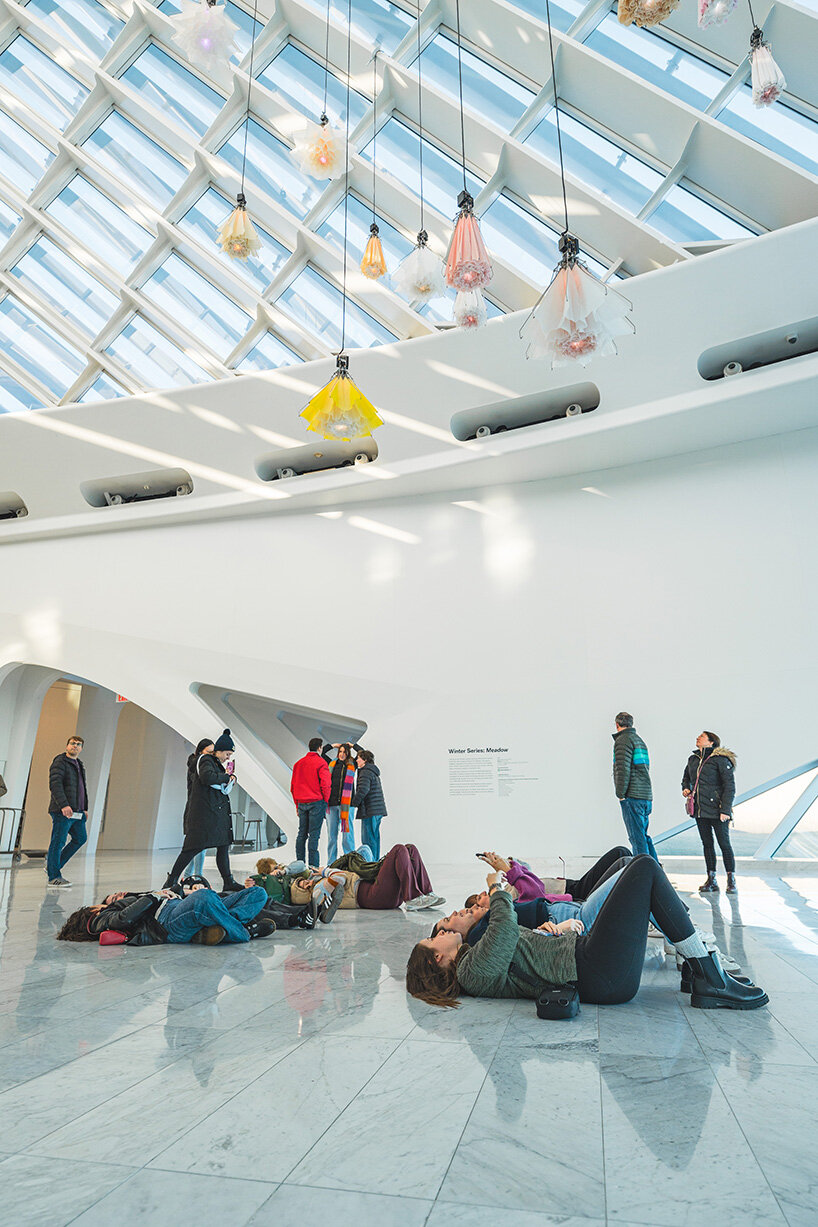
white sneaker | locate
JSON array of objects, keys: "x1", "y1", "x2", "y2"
[
  {"x1": 420, "y1": 894, "x2": 446, "y2": 909},
  {"x1": 404, "y1": 894, "x2": 433, "y2": 911}
]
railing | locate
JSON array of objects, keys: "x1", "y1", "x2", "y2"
[{"x1": 0, "y1": 807, "x2": 25, "y2": 864}]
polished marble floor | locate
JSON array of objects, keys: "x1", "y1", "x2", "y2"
[{"x1": 1, "y1": 850, "x2": 817, "y2": 1227}]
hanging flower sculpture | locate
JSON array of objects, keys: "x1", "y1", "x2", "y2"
[
  {"x1": 520, "y1": 234, "x2": 634, "y2": 368},
  {"x1": 360, "y1": 223, "x2": 387, "y2": 280},
  {"x1": 445, "y1": 191, "x2": 492, "y2": 292},
  {"x1": 170, "y1": 0, "x2": 239, "y2": 73},
  {"x1": 697, "y1": 0, "x2": 737, "y2": 28},
  {"x1": 393, "y1": 232, "x2": 446, "y2": 303},
  {"x1": 300, "y1": 354, "x2": 384, "y2": 441},
  {"x1": 454, "y1": 290, "x2": 487, "y2": 330},
  {"x1": 291, "y1": 114, "x2": 346, "y2": 180},
  {"x1": 750, "y1": 28, "x2": 786, "y2": 107},
  {"x1": 617, "y1": 0, "x2": 680, "y2": 28},
  {"x1": 217, "y1": 193, "x2": 262, "y2": 260}
]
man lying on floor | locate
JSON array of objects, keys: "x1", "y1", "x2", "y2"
[{"x1": 290, "y1": 844, "x2": 446, "y2": 912}]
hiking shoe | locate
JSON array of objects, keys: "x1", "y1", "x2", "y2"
[
  {"x1": 319, "y1": 881, "x2": 345, "y2": 924},
  {"x1": 191, "y1": 925, "x2": 226, "y2": 945},
  {"x1": 245, "y1": 920, "x2": 276, "y2": 940}
]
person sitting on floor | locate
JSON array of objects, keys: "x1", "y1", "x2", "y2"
[
  {"x1": 57, "y1": 883, "x2": 274, "y2": 946},
  {"x1": 291, "y1": 844, "x2": 445, "y2": 912}
]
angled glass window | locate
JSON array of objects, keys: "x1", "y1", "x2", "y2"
[
  {"x1": 0, "y1": 366, "x2": 43, "y2": 413},
  {"x1": 317, "y1": 193, "x2": 413, "y2": 270},
  {"x1": 105, "y1": 315, "x2": 210, "y2": 387},
  {"x1": 178, "y1": 187, "x2": 290, "y2": 290},
  {"x1": 11, "y1": 237, "x2": 119, "y2": 338},
  {"x1": 0, "y1": 198, "x2": 21, "y2": 243},
  {"x1": 0, "y1": 296, "x2": 85, "y2": 398},
  {"x1": 0, "y1": 37, "x2": 89, "y2": 132},
  {"x1": 24, "y1": 0, "x2": 124, "y2": 61},
  {"x1": 159, "y1": 0, "x2": 258, "y2": 58},
  {"x1": 585, "y1": 16, "x2": 729, "y2": 111},
  {"x1": 300, "y1": 0, "x2": 413, "y2": 54},
  {"x1": 83, "y1": 111, "x2": 188, "y2": 207},
  {"x1": 0, "y1": 112, "x2": 54, "y2": 195},
  {"x1": 141, "y1": 252, "x2": 252, "y2": 357},
  {"x1": 218, "y1": 119, "x2": 322, "y2": 217},
  {"x1": 360, "y1": 117, "x2": 484, "y2": 219},
  {"x1": 416, "y1": 32, "x2": 535, "y2": 131},
  {"x1": 78, "y1": 371, "x2": 129, "y2": 402},
  {"x1": 718, "y1": 87, "x2": 818, "y2": 179},
  {"x1": 277, "y1": 266, "x2": 396, "y2": 350},
  {"x1": 257, "y1": 43, "x2": 369, "y2": 130},
  {"x1": 122, "y1": 43, "x2": 224, "y2": 140},
  {"x1": 525, "y1": 106, "x2": 663, "y2": 214},
  {"x1": 236, "y1": 331, "x2": 302, "y2": 372},
  {"x1": 502, "y1": 0, "x2": 583, "y2": 33},
  {"x1": 647, "y1": 181, "x2": 757, "y2": 243},
  {"x1": 44, "y1": 176, "x2": 153, "y2": 277},
  {"x1": 481, "y1": 191, "x2": 608, "y2": 284}
]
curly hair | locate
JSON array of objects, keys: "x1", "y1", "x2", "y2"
[
  {"x1": 255, "y1": 857, "x2": 281, "y2": 875},
  {"x1": 406, "y1": 943, "x2": 463, "y2": 1008},
  {"x1": 57, "y1": 907, "x2": 99, "y2": 942}
]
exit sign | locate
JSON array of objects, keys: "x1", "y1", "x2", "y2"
[{"x1": 116, "y1": 695, "x2": 129, "y2": 703}]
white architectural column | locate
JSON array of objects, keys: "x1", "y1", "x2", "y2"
[
  {"x1": 0, "y1": 664, "x2": 62, "y2": 861},
  {"x1": 75, "y1": 685, "x2": 124, "y2": 858}
]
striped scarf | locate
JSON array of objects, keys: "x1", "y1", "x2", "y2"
[{"x1": 339, "y1": 763, "x2": 356, "y2": 833}]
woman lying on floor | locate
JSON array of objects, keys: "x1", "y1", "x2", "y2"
[
  {"x1": 406, "y1": 855, "x2": 768, "y2": 1012},
  {"x1": 291, "y1": 843, "x2": 445, "y2": 912},
  {"x1": 470, "y1": 846, "x2": 633, "y2": 907},
  {"x1": 57, "y1": 883, "x2": 275, "y2": 945}
]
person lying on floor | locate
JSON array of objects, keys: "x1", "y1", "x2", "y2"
[
  {"x1": 291, "y1": 843, "x2": 446, "y2": 912},
  {"x1": 246, "y1": 857, "x2": 308, "y2": 904},
  {"x1": 406, "y1": 855, "x2": 768, "y2": 1012},
  {"x1": 57, "y1": 884, "x2": 274, "y2": 946},
  {"x1": 243, "y1": 859, "x2": 340, "y2": 927},
  {"x1": 471, "y1": 847, "x2": 633, "y2": 906}
]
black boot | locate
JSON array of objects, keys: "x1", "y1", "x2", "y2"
[
  {"x1": 699, "y1": 871, "x2": 719, "y2": 893},
  {"x1": 245, "y1": 919, "x2": 276, "y2": 940},
  {"x1": 688, "y1": 952, "x2": 768, "y2": 1010},
  {"x1": 679, "y1": 959, "x2": 751, "y2": 994},
  {"x1": 726, "y1": 872, "x2": 738, "y2": 894}
]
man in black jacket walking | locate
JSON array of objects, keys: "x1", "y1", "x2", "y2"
[{"x1": 46, "y1": 736, "x2": 90, "y2": 886}]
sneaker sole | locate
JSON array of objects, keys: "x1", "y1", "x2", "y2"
[
  {"x1": 192, "y1": 926, "x2": 226, "y2": 945},
  {"x1": 690, "y1": 992, "x2": 769, "y2": 1010},
  {"x1": 319, "y1": 895, "x2": 343, "y2": 924}
]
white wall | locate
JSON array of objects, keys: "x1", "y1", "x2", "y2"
[{"x1": 1, "y1": 424, "x2": 817, "y2": 860}]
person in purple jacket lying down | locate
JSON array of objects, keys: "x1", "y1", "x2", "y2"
[{"x1": 471, "y1": 847, "x2": 634, "y2": 906}]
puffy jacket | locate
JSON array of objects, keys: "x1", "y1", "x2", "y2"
[
  {"x1": 682, "y1": 747, "x2": 736, "y2": 821},
  {"x1": 87, "y1": 893, "x2": 168, "y2": 945},
  {"x1": 322, "y1": 743, "x2": 362, "y2": 806},
  {"x1": 185, "y1": 755, "x2": 235, "y2": 848},
  {"x1": 49, "y1": 753, "x2": 90, "y2": 814},
  {"x1": 613, "y1": 728, "x2": 652, "y2": 801},
  {"x1": 353, "y1": 762, "x2": 387, "y2": 820},
  {"x1": 290, "y1": 752, "x2": 331, "y2": 805}
]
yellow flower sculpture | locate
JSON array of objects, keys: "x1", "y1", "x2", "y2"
[
  {"x1": 361, "y1": 226, "x2": 387, "y2": 280},
  {"x1": 300, "y1": 357, "x2": 384, "y2": 441}
]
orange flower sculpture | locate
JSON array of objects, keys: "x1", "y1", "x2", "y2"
[{"x1": 361, "y1": 224, "x2": 387, "y2": 280}]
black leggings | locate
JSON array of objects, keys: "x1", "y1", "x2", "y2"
[
  {"x1": 167, "y1": 844, "x2": 233, "y2": 887},
  {"x1": 574, "y1": 856, "x2": 695, "y2": 1005},
  {"x1": 566, "y1": 846, "x2": 632, "y2": 901},
  {"x1": 696, "y1": 817, "x2": 736, "y2": 873}
]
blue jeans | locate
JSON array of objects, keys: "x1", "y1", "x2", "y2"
[
  {"x1": 360, "y1": 815, "x2": 382, "y2": 860},
  {"x1": 326, "y1": 805, "x2": 356, "y2": 863},
  {"x1": 296, "y1": 801, "x2": 326, "y2": 868},
  {"x1": 160, "y1": 886, "x2": 266, "y2": 943},
  {"x1": 185, "y1": 850, "x2": 206, "y2": 877},
  {"x1": 620, "y1": 798, "x2": 658, "y2": 861},
  {"x1": 46, "y1": 811, "x2": 87, "y2": 880},
  {"x1": 549, "y1": 867, "x2": 626, "y2": 932}
]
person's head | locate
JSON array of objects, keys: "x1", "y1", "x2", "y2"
[
  {"x1": 406, "y1": 930, "x2": 464, "y2": 1007},
  {"x1": 465, "y1": 890, "x2": 490, "y2": 910},
  {"x1": 65, "y1": 735, "x2": 84, "y2": 758},
  {"x1": 357, "y1": 748, "x2": 375, "y2": 770},
  {"x1": 102, "y1": 891, "x2": 129, "y2": 905},
  {"x1": 430, "y1": 908, "x2": 480, "y2": 938},
  {"x1": 308, "y1": 736, "x2": 322, "y2": 753},
  {"x1": 57, "y1": 905, "x2": 102, "y2": 941},
  {"x1": 180, "y1": 876, "x2": 210, "y2": 893},
  {"x1": 213, "y1": 728, "x2": 234, "y2": 762},
  {"x1": 338, "y1": 742, "x2": 354, "y2": 763},
  {"x1": 696, "y1": 730, "x2": 721, "y2": 749},
  {"x1": 256, "y1": 857, "x2": 280, "y2": 876},
  {"x1": 195, "y1": 738, "x2": 214, "y2": 758},
  {"x1": 614, "y1": 712, "x2": 633, "y2": 731}
]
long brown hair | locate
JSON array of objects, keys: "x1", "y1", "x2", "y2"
[
  {"x1": 406, "y1": 943, "x2": 464, "y2": 1008},
  {"x1": 57, "y1": 907, "x2": 99, "y2": 942}
]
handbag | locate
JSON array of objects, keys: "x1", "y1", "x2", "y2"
[
  {"x1": 685, "y1": 754, "x2": 707, "y2": 816},
  {"x1": 536, "y1": 983, "x2": 580, "y2": 1020},
  {"x1": 99, "y1": 930, "x2": 127, "y2": 945}
]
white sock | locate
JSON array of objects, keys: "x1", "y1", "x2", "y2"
[{"x1": 675, "y1": 932, "x2": 708, "y2": 960}]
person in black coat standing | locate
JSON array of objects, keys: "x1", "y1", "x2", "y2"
[
  {"x1": 46, "y1": 735, "x2": 90, "y2": 886},
  {"x1": 353, "y1": 749, "x2": 388, "y2": 860},
  {"x1": 682, "y1": 731, "x2": 738, "y2": 894},
  {"x1": 184, "y1": 738, "x2": 214, "y2": 878},
  {"x1": 164, "y1": 729, "x2": 244, "y2": 891}
]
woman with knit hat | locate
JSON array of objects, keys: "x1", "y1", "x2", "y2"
[{"x1": 164, "y1": 729, "x2": 244, "y2": 892}]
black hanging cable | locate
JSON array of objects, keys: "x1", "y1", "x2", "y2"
[
  {"x1": 544, "y1": 0, "x2": 569, "y2": 239},
  {"x1": 747, "y1": 0, "x2": 763, "y2": 50},
  {"x1": 416, "y1": 0, "x2": 425, "y2": 237},
  {"x1": 239, "y1": 0, "x2": 261, "y2": 203},
  {"x1": 454, "y1": 0, "x2": 467, "y2": 193},
  {"x1": 747, "y1": 0, "x2": 757, "y2": 26},
  {"x1": 371, "y1": 50, "x2": 377, "y2": 225},
  {"x1": 340, "y1": 0, "x2": 352, "y2": 354},
  {"x1": 322, "y1": 0, "x2": 331, "y2": 122}
]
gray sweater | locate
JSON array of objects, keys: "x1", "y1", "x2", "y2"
[{"x1": 456, "y1": 889, "x2": 578, "y2": 1000}]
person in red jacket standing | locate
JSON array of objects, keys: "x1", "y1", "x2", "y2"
[{"x1": 291, "y1": 737, "x2": 332, "y2": 869}]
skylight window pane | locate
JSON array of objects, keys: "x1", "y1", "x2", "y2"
[
  {"x1": 360, "y1": 118, "x2": 484, "y2": 218},
  {"x1": 0, "y1": 366, "x2": 43, "y2": 413},
  {"x1": 219, "y1": 119, "x2": 322, "y2": 217},
  {"x1": 526, "y1": 107, "x2": 663, "y2": 213},
  {"x1": 0, "y1": 37, "x2": 89, "y2": 132},
  {"x1": 585, "y1": 16, "x2": 729, "y2": 110},
  {"x1": 141, "y1": 253, "x2": 252, "y2": 356},
  {"x1": 0, "y1": 112, "x2": 54, "y2": 195},
  {"x1": 45, "y1": 176, "x2": 153, "y2": 276},
  {"x1": 257, "y1": 44, "x2": 369, "y2": 130},
  {"x1": 159, "y1": 0, "x2": 257, "y2": 58},
  {"x1": 417, "y1": 32, "x2": 534, "y2": 130},
  {"x1": 278, "y1": 266, "x2": 396, "y2": 350},
  {"x1": 0, "y1": 296, "x2": 85, "y2": 397},
  {"x1": 11, "y1": 237, "x2": 119, "y2": 337},
  {"x1": 237, "y1": 331, "x2": 302, "y2": 372},
  {"x1": 78, "y1": 371, "x2": 128, "y2": 402},
  {"x1": 318, "y1": 194, "x2": 412, "y2": 269},
  {"x1": 718, "y1": 87, "x2": 818, "y2": 179},
  {"x1": 83, "y1": 112, "x2": 188, "y2": 206},
  {"x1": 122, "y1": 43, "x2": 224, "y2": 140},
  {"x1": 301, "y1": 0, "x2": 413, "y2": 53},
  {"x1": 178, "y1": 187, "x2": 290, "y2": 289},
  {"x1": 481, "y1": 193, "x2": 608, "y2": 283},
  {"x1": 25, "y1": 0, "x2": 124, "y2": 61},
  {"x1": 0, "y1": 198, "x2": 21, "y2": 242},
  {"x1": 106, "y1": 315, "x2": 210, "y2": 387},
  {"x1": 502, "y1": 0, "x2": 582, "y2": 33},
  {"x1": 648, "y1": 182, "x2": 757, "y2": 243}
]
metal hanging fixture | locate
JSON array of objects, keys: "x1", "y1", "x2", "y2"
[
  {"x1": 216, "y1": 0, "x2": 262, "y2": 260},
  {"x1": 291, "y1": 0, "x2": 347, "y2": 178},
  {"x1": 360, "y1": 50, "x2": 387, "y2": 279}
]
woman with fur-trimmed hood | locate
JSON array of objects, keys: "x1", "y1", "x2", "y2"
[{"x1": 682, "y1": 732, "x2": 738, "y2": 895}]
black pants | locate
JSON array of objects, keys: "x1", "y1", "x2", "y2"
[
  {"x1": 167, "y1": 844, "x2": 234, "y2": 887},
  {"x1": 566, "y1": 846, "x2": 632, "y2": 901},
  {"x1": 574, "y1": 856, "x2": 695, "y2": 1005},
  {"x1": 696, "y1": 816, "x2": 735, "y2": 873}
]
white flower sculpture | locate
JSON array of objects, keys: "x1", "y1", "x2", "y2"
[
  {"x1": 170, "y1": 0, "x2": 239, "y2": 74},
  {"x1": 697, "y1": 0, "x2": 737, "y2": 28},
  {"x1": 291, "y1": 117, "x2": 346, "y2": 180},
  {"x1": 217, "y1": 196, "x2": 262, "y2": 260},
  {"x1": 454, "y1": 290, "x2": 487, "y2": 330},
  {"x1": 750, "y1": 32, "x2": 786, "y2": 108},
  {"x1": 617, "y1": 0, "x2": 680, "y2": 28},
  {"x1": 391, "y1": 236, "x2": 446, "y2": 304}
]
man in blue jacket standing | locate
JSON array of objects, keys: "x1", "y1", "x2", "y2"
[
  {"x1": 613, "y1": 712, "x2": 658, "y2": 862},
  {"x1": 46, "y1": 735, "x2": 90, "y2": 886}
]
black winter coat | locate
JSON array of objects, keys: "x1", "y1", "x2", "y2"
[
  {"x1": 185, "y1": 755, "x2": 235, "y2": 848},
  {"x1": 353, "y1": 763, "x2": 387, "y2": 820},
  {"x1": 182, "y1": 753, "x2": 199, "y2": 835},
  {"x1": 88, "y1": 893, "x2": 168, "y2": 945},
  {"x1": 49, "y1": 753, "x2": 90, "y2": 814},
  {"x1": 682, "y1": 747, "x2": 736, "y2": 822},
  {"x1": 322, "y1": 743, "x2": 363, "y2": 806}
]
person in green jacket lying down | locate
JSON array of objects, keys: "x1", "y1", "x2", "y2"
[
  {"x1": 405, "y1": 856, "x2": 768, "y2": 1014},
  {"x1": 245, "y1": 857, "x2": 306, "y2": 904}
]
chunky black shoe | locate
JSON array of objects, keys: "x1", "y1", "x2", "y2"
[
  {"x1": 726, "y1": 873, "x2": 738, "y2": 894},
  {"x1": 699, "y1": 871, "x2": 719, "y2": 893},
  {"x1": 319, "y1": 881, "x2": 345, "y2": 925},
  {"x1": 688, "y1": 952, "x2": 768, "y2": 1010},
  {"x1": 680, "y1": 960, "x2": 751, "y2": 993},
  {"x1": 245, "y1": 919, "x2": 276, "y2": 940}
]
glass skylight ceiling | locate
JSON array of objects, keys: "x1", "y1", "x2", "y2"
[{"x1": 0, "y1": 0, "x2": 815, "y2": 413}]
